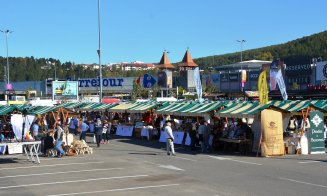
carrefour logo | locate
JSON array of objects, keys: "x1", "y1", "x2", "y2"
[{"x1": 323, "y1": 63, "x2": 327, "y2": 78}]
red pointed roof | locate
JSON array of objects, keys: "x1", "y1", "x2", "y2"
[
  {"x1": 156, "y1": 52, "x2": 174, "y2": 69},
  {"x1": 178, "y1": 50, "x2": 198, "y2": 67}
]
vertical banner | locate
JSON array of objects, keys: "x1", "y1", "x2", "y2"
[
  {"x1": 261, "y1": 109, "x2": 284, "y2": 157},
  {"x1": 258, "y1": 71, "x2": 268, "y2": 105},
  {"x1": 193, "y1": 67, "x2": 203, "y2": 102},
  {"x1": 11, "y1": 114, "x2": 23, "y2": 141},
  {"x1": 270, "y1": 60, "x2": 279, "y2": 90},
  {"x1": 309, "y1": 111, "x2": 325, "y2": 154},
  {"x1": 276, "y1": 70, "x2": 288, "y2": 100},
  {"x1": 241, "y1": 70, "x2": 247, "y2": 90}
]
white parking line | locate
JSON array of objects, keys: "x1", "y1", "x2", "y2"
[
  {"x1": 46, "y1": 184, "x2": 180, "y2": 196},
  {"x1": 279, "y1": 177, "x2": 327, "y2": 188},
  {"x1": 109, "y1": 143, "x2": 126, "y2": 147},
  {"x1": 0, "y1": 161, "x2": 104, "y2": 170},
  {"x1": 40, "y1": 156, "x2": 87, "y2": 161},
  {"x1": 0, "y1": 168, "x2": 123, "y2": 179},
  {"x1": 298, "y1": 160, "x2": 322, "y2": 164},
  {"x1": 172, "y1": 156, "x2": 197, "y2": 162},
  {"x1": 208, "y1": 155, "x2": 262, "y2": 165},
  {"x1": 0, "y1": 174, "x2": 148, "y2": 190}
]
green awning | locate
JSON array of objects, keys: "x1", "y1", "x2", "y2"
[
  {"x1": 78, "y1": 103, "x2": 104, "y2": 111},
  {"x1": 127, "y1": 102, "x2": 160, "y2": 113},
  {"x1": 28, "y1": 106, "x2": 60, "y2": 115},
  {"x1": 173, "y1": 102, "x2": 224, "y2": 116},
  {"x1": 0, "y1": 105, "x2": 17, "y2": 115},
  {"x1": 154, "y1": 102, "x2": 193, "y2": 115},
  {"x1": 89, "y1": 103, "x2": 118, "y2": 111}
]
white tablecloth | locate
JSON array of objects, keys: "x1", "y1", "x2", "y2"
[
  {"x1": 159, "y1": 131, "x2": 191, "y2": 145},
  {"x1": 116, "y1": 125, "x2": 134, "y2": 137}
]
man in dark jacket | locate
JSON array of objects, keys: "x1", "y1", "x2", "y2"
[{"x1": 94, "y1": 119, "x2": 103, "y2": 148}]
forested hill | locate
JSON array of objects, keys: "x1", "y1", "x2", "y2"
[{"x1": 194, "y1": 30, "x2": 327, "y2": 68}]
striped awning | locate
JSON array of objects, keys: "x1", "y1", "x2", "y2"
[
  {"x1": 78, "y1": 103, "x2": 104, "y2": 111},
  {"x1": 154, "y1": 102, "x2": 193, "y2": 115},
  {"x1": 173, "y1": 102, "x2": 224, "y2": 116},
  {"x1": 0, "y1": 105, "x2": 17, "y2": 115},
  {"x1": 127, "y1": 102, "x2": 160, "y2": 113},
  {"x1": 60, "y1": 102, "x2": 86, "y2": 109},
  {"x1": 88, "y1": 103, "x2": 118, "y2": 111},
  {"x1": 108, "y1": 103, "x2": 137, "y2": 113},
  {"x1": 215, "y1": 102, "x2": 278, "y2": 118},
  {"x1": 27, "y1": 106, "x2": 60, "y2": 115}
]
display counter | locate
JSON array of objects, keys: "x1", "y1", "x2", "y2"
[
  {"x1": 116, "y1": 125, "x2": 134, "y2": 137},
  {"x1": 159, "y1": 131, "x2": 191, "y2": 145}
]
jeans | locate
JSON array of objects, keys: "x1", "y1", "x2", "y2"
[
  {"x1": 55, "y1": 140, "x2": 65, "y2": 156},
  {"x1": 95, "y1": 134, "x2": 102, "y2": 147},
  {"x1": 166, "y1": 138, "x2": 175, "y2": 155},
  {"x1": 80, "y1": 131, "x2": 86, "y2": 141}
]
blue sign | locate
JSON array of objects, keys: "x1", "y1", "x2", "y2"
[{"x1": 142, "y1": 74, "x2": 157, "y2": 88}]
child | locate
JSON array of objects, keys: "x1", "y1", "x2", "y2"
[{"x1": 102, "y1": 121, "x2": 110, "y2": 144}]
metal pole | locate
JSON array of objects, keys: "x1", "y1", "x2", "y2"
[
  {"x1": 5, "y1": 32, "x2": 9, "y2": 84},
  {"x1": 1, "y1": 30, "x2": 12, "y2": 84},
  {"x1": 97, "y1": 0, "x2": 103, "y2": 103}
]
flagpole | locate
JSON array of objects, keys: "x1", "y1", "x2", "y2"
[{"x1": 97, "y1": 0, "x2": 103, "y2": 103}]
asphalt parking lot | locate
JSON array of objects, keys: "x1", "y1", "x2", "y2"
[{"x1": 1, "y1": 136, "x2": 327, "y2": 196}]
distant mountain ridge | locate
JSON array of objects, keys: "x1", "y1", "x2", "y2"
[{"x1": 194, "y1": 30, "x2": 327, "y2": 68}]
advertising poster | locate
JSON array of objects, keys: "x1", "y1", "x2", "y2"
[
  {"x1": 52, "y1": 81, "x2": 78, "y2": 101},
  {"x1": 309, "y1": 111, "x2": 325, "y2": 154},
  {"x1": 315, "y1": 61, "x2": 327, "y2": 83}
]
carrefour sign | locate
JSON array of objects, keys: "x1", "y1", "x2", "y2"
[
  {"x1": 73, "y1": 76, "x2": 157, "y2": 91},
  {"x1": 74, "y1": 77, "x2": 135, "y2": 91}
]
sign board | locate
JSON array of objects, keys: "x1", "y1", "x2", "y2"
[
  {"x1": 309, "y1": 111, "x2": 325, "y2": 154},
  {"x1": 7, "y1": 143, "x2": 23, "y2": 154},
  {"x1": 52, "y1": 81, "x2": 78, "y2": 101}
]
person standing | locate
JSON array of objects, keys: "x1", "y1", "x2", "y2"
[
  {"x1": 164, "y1": 122, "x2": 175, "y2": 156},
  {"x1": 32, "y1": 120, "x2": 40, "y2": 140},
  {"x1": 94, "y1": 119, "x2": 103, "y2": 148},
  {"x1": 79, "y1": 121, "x2": 89, "y2": 141},
  {"x1": 198, "y1": 120, "x2": 209, "y2": 153}
]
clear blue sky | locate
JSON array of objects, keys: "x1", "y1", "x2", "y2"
[{"x1": 1, "y1": 0, "x2": 327, "y2": 64}]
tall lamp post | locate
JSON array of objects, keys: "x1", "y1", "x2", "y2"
[
  {"x1": 97, "y1": 0, "x2": 103, "y2": 103},
  {"x1": 1, "y1": 30, "x2": 12, "y2": 85},
  {"x1": 237, "y1": 39, "x2": 246, "y2": 63}
]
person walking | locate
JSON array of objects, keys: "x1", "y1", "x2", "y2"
[
  {"x1": 164, "y1": 122, "x2": 175, "y2": 156},
  {"x1": 55, "y1": 132, "x2": 65, "y2": 158},
  {"x1": 94, "y1": 119, "x2": 103, "y2": 148}
]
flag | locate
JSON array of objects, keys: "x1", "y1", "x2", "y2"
[
  {"x1": 135, "y1": 76, "x2": 141, "y2": 85},
  {"x1": 270, "y1": 60, "x2": 279, "y2": 90},
  {"x1": 258, "y1": 70, "x2": 268, "y2": 105},
  {"x1": 276, "y1": 69, "x2": 288, "y2": 100},
  {"x1": 193, "y1": 67, "x2": 203, "y2": 103}
]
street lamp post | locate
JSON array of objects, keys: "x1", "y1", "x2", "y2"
[
  {"x1": 1, "y1": 30, "x2": 12, "y2": 85},
  {"x1": 97, "y1": 0, "x2": 103, "y2": 103}
]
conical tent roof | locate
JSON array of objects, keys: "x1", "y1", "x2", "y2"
[
  {"x1": 178, "y1": 50, "x2": 198, "y2": 67},
  {"x1": 157, "y1": 52, "x2": 174, "y2": 69}
]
